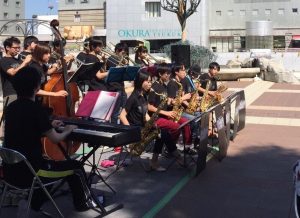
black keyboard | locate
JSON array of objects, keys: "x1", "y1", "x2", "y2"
[{"x1": 51, "y1": 116, "x2": 141, "y2": 147}]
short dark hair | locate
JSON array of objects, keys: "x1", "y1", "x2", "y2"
[
  {"x1": 3, "y1": 36, "x2": 21, "y2": 52},
  {"x1": 134, "y1": 68, "x2": 150, "y2": 91},
  {"x1": 12, "y1": 66, "x2": 41, "y2": 97},
  {"x1": 114, "y1": 42, "x2": 126, "y2": 53},
  {"x1": 172, "y1": 64, "x2": 185, "y2": 77},
  {"x1": 135, "y1": 45, "x2": 148, "y2": 61},
  {"x1": 156, "y1": 63, "x2": 171, "y2": 78},
  {"x1": 188, "y1": 64, "x2": 201, "y2": 78},
  {"x1": 209, "y1": 62, "x2": 220, "y2": 71},
  {"x1": 89, "y1": 36, "x2": 103, "y2": 51},
  {"x1": 23, "y1": 36, "x2": 38, "y2": 49}
]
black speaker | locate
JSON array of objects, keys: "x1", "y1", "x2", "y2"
[{"x1": 171, "y1": 44, "x2": 190, "y2": 68}]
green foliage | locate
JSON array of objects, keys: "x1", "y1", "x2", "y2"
[{"x1": 163, "y1": 40, "x2": 217, "y2": 68}]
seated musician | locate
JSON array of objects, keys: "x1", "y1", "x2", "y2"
[
  {"x1": 49, "y1": 39, "x2": 74, "y2": 71},
  {"x1": 76, "y1": 37, "x2": 90, "y2": 63},
  {"x1": 3, "y1": 66, "x2": 92, "y2": 215},
  {"x1": 120, "y1": 69, "x2": 183, "y2": 171},
  {"x1": 29, "y1": 42, "x2": 68, "y2": 102},
  {"x1": 134, "y1": 45, "x2": 151, "y2": 67},
  {"x1": 148, "y1": 63, "x2": 192, "y2": 147}
]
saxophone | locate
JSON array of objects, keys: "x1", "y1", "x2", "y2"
[
  {"x1": 172, "y1": 80, "x2": 184, "y2": 122},
  {"x1": 185, "y1": 90, "x2": 200, "y2": 114},
  {"x1": 200, "y1": 80, "x2": 228, "y2": 112},
  {"x1": 129, "y1": 92, "x2": 167, "y2": 156}
]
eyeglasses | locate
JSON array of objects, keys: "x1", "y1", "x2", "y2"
[{"x1": 11, "y1": 46, "x2": 21, "y2": 49}]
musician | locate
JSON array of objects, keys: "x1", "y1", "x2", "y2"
[
  {"x1": 49, "y1": 39, "x2": 74, "y2": 71},
  {"x1": 3, "y1": 66, "x2": 91, "y2": 214},
  {"x1": 0, "y1": 36, "x2": 32, "y2": 106},
  {"x1": 134, "y1": 45, "x2": 150, "y2": 67},
  {"x1": 198, "y1": 62, "x2": 220, "y2": 97},
  {"x1": 79, "y1": 36, "x2": 108, "y2": 91},
  {"x1": 29, "y1": 42, "x2": 68, "y2": 102},
  {"x1": 106, "y1": 42, "x2": 128, "y2": 124},
  {"x1": 120, "y1": 69, "x2": 183, "y2": 171},
  {"x1": 20, "y1": 35, "x2": 39, "y2": 58},
  {"x1": 148, "y1": 63, "x2": 192, "y2": 146},
  {"x1": 76, "y1": 37, "x2": 90, "y2": 63}
]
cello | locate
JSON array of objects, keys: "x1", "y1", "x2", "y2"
[{"x1": 42, "y1": 19, "x2": 80, "y2": 160}]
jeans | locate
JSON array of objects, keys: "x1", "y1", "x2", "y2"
[{"x1": 181, "y1": 111, "x2": 202, "y2": 141}]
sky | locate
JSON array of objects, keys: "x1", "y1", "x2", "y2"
[{"x1": 25, "y1": 0, "x2": 58, "y2": 18}]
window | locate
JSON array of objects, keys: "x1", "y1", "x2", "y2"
[
  {"x1": 252, "y1": 9, "x2": 258, "y2": 16},
  {"x1": 74, "y1": 14, "x2": 81, "y2": 22},
  {"x1": 16, "y1": 1, "x2": 20, "y2": 7},
  {"x1": 240, "y1": 10, "x2": 246, "y2": 16},
  {"x1": 292, "y1": 8, "x2": 298, "y2": 14},
  {"x1": 16, "y1": 13, "x2": 20, "y2": 19},
  {"x1": 81, "y1": 0, "x2": 88, "y2": 3},
  {"x1": 278, "y1": 8, "x2": 284, "y2": 15},
  {"x1": 265, "y1": 9, "x2": 271, "y2": 15},
  {"x1": 216, "y1": 10, "x2": 222, "y2": 16},
  {"x1": 4, "y1": 12, "x2": 8, "y2": 19},
  {"x1": 145, "y1": 2, "x2": 161, "y2": 18},
  {"x1": 228, "y1": 10, "x2": 233, "y2": 16},
  {"x1": 3, "y1": 25, "x2": 8, "y2": 31},
  {"x1": 66, "y1": 0, "x2": 74, "y2": 3},
  {"x1": 3, "y1": 0, "x2": 8, "y2": 6},
  {"x1": 273, "y1": 36, "x2": 285, "y2": 49}
]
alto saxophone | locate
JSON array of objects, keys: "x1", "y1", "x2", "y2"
[
  {"x1": 200, "y1": 80, "x2": 211, "y2": 112},
  {"x1": 185, "y1": 89, "x2": 200, "y2": 114},
  {"x1": 129, "y1": 92, "x2": 167, "y2": 156},
  {"x1": 172, "y1": 80, "x2": 184, "y2": 122}
]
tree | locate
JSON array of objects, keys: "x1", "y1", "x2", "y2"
[{"x1": 161, "y1": 0, "x2": 201, "y2": 41}]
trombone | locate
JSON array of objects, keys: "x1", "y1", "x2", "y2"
[{"x1": 108, "y1": 42, "x2": 137, "y2": 66}]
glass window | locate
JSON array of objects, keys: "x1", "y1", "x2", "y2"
[
  {"x1": 228, "y1": 10, "x2": 233, "y2": 16},
  {"x1": 252, "y1": 9, "x2": 258, "y2": 16},
  {"x1": 278, "y1": 8, "x2": 284, "y2": 15},
  {"x1": 273, "y1": 36, "x2": 285, "y2": 49},
  {"x1": 16, "y1": 1, "x2": 20, "y2": 7},
  {"x1": 265, "y1": 9, "x2": 271, "y2": 15},
  {"x1": 66, "y1": 0, "x2": 74, "y2": 4},
  {"x1": 216, "y1": 11, "x2": 221, "y2": 16},
  {"x1": 240, "y1": 10, "x2": 246, "y2": 16},
  {"x1": 292, "y1": 8, "x2": 298, "y2": 14},
  {"x1": 16, "y1": 13, "x2": 20, "y2": 19},
  {"x1": 74, "y1": 14, "x2": 81, "y2": 22},
  {"x1": 16, "y1": 26, "x2": 21, "y2": 32},
  {"x1": 3, "y1": 25, "x2": 8, "y2": 31},
  {"x1": 3, "y1": 0, "x2": 8, "y2": 6},
  {"x1": 81, "y1": 0, "x2": 88, "y2": 3},
  {"x1": 3, "y1": 12, "x2": 8, "y2": 19},
  {"x1": 145, "y1": 2, "x2": 161, "y2": 18}
]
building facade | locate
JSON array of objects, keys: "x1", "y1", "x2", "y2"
[
  {"x1": 57, "y1": 0, "x2": 300, "y2": 52},
  {"x1": 58, "y1": 0, "x2": 106, "y2": 40},
  {"x1": 0, "y1": 0, "x2": 25, "y2": 36}
]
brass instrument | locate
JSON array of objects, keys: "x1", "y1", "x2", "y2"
[
  {"x1": 172, "y1": 80, "x2": 184, "y2": 122},
  {"x1": 200, "y1": 80, "x2": 228, "y2": 112},
  {"x1": 129, "y1": 91, "x2": 167, "y2": 156},
  {"x1": 185, "y1": 89, "x2": 200, "y2": 114},
  {"x1": 107, "y1": 42, "x2": 137, "y2": 66}
]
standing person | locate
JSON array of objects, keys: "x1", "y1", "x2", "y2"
[
  {"x1": 29, "y1": 42, "x2": 68, "y2": 102},
  {"x1": 20, "y1": 35, "x2": 39, "y2": 59},
  {"x1": 0, "y1": 36, "x2": 32, "y2": 106},
  {"x1": 106, "y1": 42, "x2": 128, "y2": 124},
  {"x1": 120, "y1": 69, "x2": 183, "y2": 171},
  {"x1": 148, "y1": 63, "x2": 192, "y2": 146},
  {"x1": 3, "y1": 66, "x2": 92, "y2": 216}
]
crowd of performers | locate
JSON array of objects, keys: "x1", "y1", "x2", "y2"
[{"x1": 0, "y1": 34, "x2": 222, "y2": 215}]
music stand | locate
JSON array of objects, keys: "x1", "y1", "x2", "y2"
[
  {"x1": 177, "y1": 114, "x2": 202, "y2": 167},
  {"x1": 105, "y1": 66, "x2": 140, "y2": 83}
]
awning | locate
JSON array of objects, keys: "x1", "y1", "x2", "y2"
[{"x1": 292, "y1": 35, "x2": 300, "y2": 40}]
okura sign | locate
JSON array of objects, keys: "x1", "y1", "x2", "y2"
[{"x1": 118, "y1": 29, "x2": 181, "y2": 39}]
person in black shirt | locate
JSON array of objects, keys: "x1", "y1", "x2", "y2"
[
  {"x1": 0, "y1": 37, "x2": 32, "y2": 106},
  {"x1": 134, "y1": 45, "x2": 151, "y2": 67},
  {"x1": 19, "y1": 35, "x2": 38, "y2": 60},
  {"x1": 4, "y1": 66, "x2": 91, "y2": 213},
  {"x1": 106, "y1": 42, "x2": 129, "y2": 124},
  {"x1": 198, "y1": 62, "x2": 220, "y2": 97},
  {"x1": 120, "y1": 69, "x2": 183, "y2": 171}
]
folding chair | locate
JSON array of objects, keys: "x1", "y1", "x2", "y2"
[{"x1": 0, "y1": 147, "x2": 65, "y2": 218}]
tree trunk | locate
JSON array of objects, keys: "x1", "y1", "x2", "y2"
[{"x1": 181, "y1": 29, "x2": 187, "y2": 41}]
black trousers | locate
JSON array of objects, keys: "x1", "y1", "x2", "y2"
[
  {"x1": 153, "y1": 129, "x2": 177, "y2": 154},
  {"x1": 4, "y1": 159, "x2": 88, "y2": 211}
]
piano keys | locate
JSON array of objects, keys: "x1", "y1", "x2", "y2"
[{"x1": 52, "y1": 116, "x2": 141, "y2": 147}]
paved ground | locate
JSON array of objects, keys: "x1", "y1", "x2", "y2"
[{"x1": 1, "y1": 80, "x2": 300, "y2": 218}]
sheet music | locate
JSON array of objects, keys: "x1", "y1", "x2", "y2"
[{"x1": 90, "y1": 91, "x2": 116, "y2": 120}]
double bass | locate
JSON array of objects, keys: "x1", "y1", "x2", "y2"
[{"x1": 42, "y1": 19, "x2": 80, "y2": 160}]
